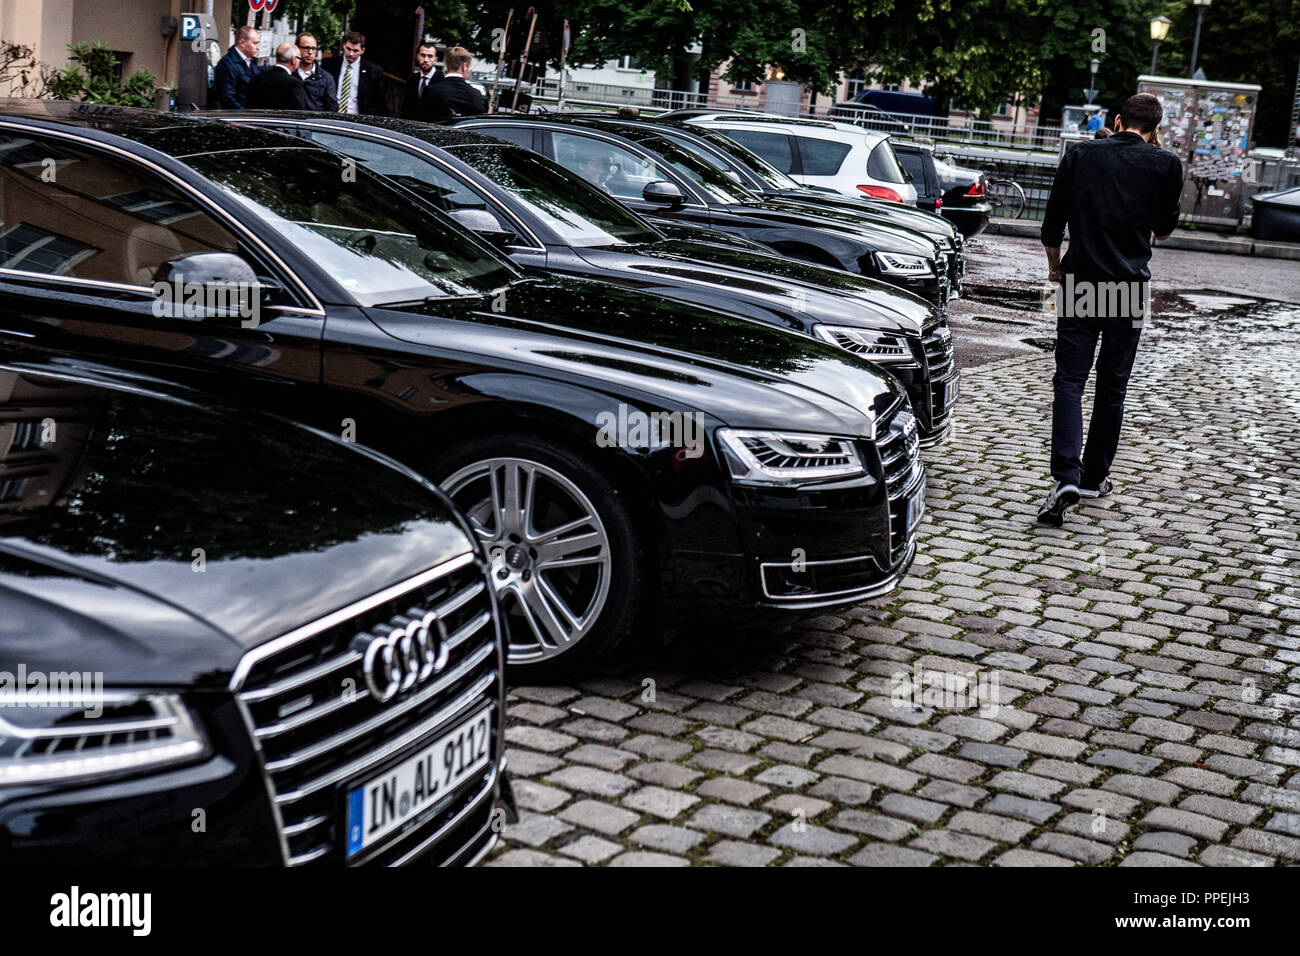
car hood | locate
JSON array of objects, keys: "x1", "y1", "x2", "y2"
[
  {"x1": 769, "y1": 189, "x2": 955, "y2": 243},
  {"x1": 0, "y1": 359, "x2": 474, "y2": 684},
  {"x1": 722, "y1": 200, "x2": 939, "y2": 257},
  {"x1": 366, "y1": 277, "x2": 903, "y2": 437},
  {"x1": 571, "y1": 240, "x2": 929, "y2": 335}
]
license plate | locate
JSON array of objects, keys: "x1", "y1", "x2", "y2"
[
  {"x1": 344, "y1": 707, "x2": 492, "y2": 858},
  {"x1": 905, "y1": 481, "x2": 926, "y2": 534}
]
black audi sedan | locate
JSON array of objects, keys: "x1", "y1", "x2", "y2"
[
  {"x1": 207, "y1": 112, "x2": 958, "y2": 442},
  {"x1": 452, "y1": 115, "x2": 953, "y2": 311},
  {"x1": 0, "y1": 352, "x2": 508, "y2": 866},
  {"x1": 0, "y1": 102, "x2": 925, "y2": 680},
  {"x1": 621, "y1": 116, "x2": 967, "y2": 293}
]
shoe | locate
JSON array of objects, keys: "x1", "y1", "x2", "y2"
[
  {"x1": 1079, "y1": 478, "x2": 1114, "y2": 499},
  {"x1": 1036, "y1": 481, "x2": 1080, "y2": 526}
]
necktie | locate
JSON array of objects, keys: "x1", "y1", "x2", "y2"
[
  {"x1": 420, "y1": 77, "x2": 428, "y2": 97},
  {"x1": 338, "y1": 65, "x2": 352, "y2": 113}
]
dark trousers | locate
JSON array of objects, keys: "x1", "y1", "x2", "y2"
[{"x1": 1051, "y1": 314, "x2": 1143, "y2": 488}]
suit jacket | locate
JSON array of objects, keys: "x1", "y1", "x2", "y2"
[
  {"x1": 323, "y1": 56, "x2": 388, "y2": 116},
  {"x1": 297, "y1": 66, "x2": 338, "y2": 112},
  {"x1": 402, "y1": 68, "x2": 444, "y2": 121},
  {"x1": 245, "y1": 66, "x2": 307, "y2": 111},
  {"x1": 425, "y1": 74, "x2": 486, "y2": 120},
  {"x1": 212, "y1": 47, "x2": 256, "y2": 109}
]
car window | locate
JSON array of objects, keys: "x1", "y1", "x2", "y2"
[
  {"x1": 693, "y1": 129, "x2": 801, "y2": 189},
  {"x1": 185, "y1": 146, "x2": 518, "y2": 305},
  {"x1": 450, "y1": 144, "x2": 661, "y2": 247},
  {"x1": 549, "y1": 131, "x2": 665, "y2": 201},
  {"x1": 720, "y1": 129, "x2": 795, "y2": 174},
  {"x1": 469, "y1": 125, "x2": 534, "y2": 150},
  {"x1": 793, "y1": 136, "x2": 851, "y2": 176},
  {"x1": 631, "y1": 134, "x2": 755, "y2": 203},
  {"x1": 867, "y1": 142, "x2": 908, "y2": 184},
  {"x1": 895, "y1": 150, "x2": 925, "y2": 186},
  {"x1": 294, "y1": 130, "x2": 530, "y2": 245},
  {"x1": 0, "y1": 133, "x2": 240, "y2": 287}
]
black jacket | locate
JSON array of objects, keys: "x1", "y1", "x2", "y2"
[
  {"x1": 212, "y1": 47, "x2": 255, "y2": 109},
  {"x1": 297, "y1": 65, "x2": 338, "y2": 112},
  {"x1": 323, "y1": 57, "x2": 388, "y2": 116},
  {"x1": 425, "y1": 74, "x2": 486, "y2": 120},
  {"x1": 245, "y1": 66, "x2": 307, "y2": 111},
  {"x1": 402, "y1": 69, "x2": 444, "y2": 120},
  {"x1": 1042, "y1": 131, "x2": 1184, "y2": 281}
]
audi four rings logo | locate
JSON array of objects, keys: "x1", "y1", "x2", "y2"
[{"x1": 360, "y1": 613, "x2": 450, "y2": 703}]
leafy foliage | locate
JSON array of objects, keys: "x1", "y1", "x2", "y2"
[{"x1": 46, "y1": 42, "x2": 155, "y2": 108}]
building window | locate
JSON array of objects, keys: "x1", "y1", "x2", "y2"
[
  {"x1": 846, "y1": 71, "x2": 867, "y2": 100},
  {"x1": 732, "y1": 78, "x2": 755, "y2": 93},
  {"x1": 616, "y1": 55, "x2": 640, "y2": 71},
  {"x1": 884, "y1": 82, "x2": 901, "y2": 92}
]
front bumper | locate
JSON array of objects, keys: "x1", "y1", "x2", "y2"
[{"x1": 659, "y1": 407, "x2": 924, "y2": 623}]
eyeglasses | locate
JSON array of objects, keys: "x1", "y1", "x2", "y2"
[{"x1": 299, "y1": 45, "x2": 317, "y2": 51}]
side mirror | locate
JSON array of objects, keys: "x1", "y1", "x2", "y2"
[
  {"x1": 150, "y1": 253, "x2": 274, "y2": 324},
  {"x1": 642, "y1": 180, "x2": 684, "y2": 206},
  {"x1": 449, "y1": 208, "x2": 515, "y2": 248}
]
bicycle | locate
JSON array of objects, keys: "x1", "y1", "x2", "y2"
[{"x1": 986, "y1": 177, "x2": 1026, "y2": 219}]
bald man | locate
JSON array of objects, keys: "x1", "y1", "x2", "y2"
[{"x1": 246, "y1": 43, "x2": 307, "y2": 110}]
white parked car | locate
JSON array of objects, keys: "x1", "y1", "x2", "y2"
[{"x1": 678, "y1": 111, "x2": 918, "y2": 205}]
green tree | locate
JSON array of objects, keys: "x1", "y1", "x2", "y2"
[{"x1": 45, "y1": 42, "x2": 155, "y2": 107}]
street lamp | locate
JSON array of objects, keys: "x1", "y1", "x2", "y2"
[
  {"x1": 1149, "y1": 16, "x2": 1172, "y2": 75},
  {"x1": 1189, "y1": 0, "x2": 1212, "y2": 78}
]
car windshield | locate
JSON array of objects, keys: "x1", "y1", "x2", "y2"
[
  {"x1": 184, "y1": 147, "x2": 518, "y2": 306},
  {"x1": 449, "y1": 144, "x2": 662, "y2": 247},
  {"x1": 628, "y1": 132, "x2": 758, "y2": 204},
  {"x1": 689, "y1": 128, "x2": 802, "y2": 190}
]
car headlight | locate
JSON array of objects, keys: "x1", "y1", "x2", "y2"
[
  {"x1": 0, "y1": 692, "x2": 208, "y2": 786},
  {"x1": 718, "y1": 429, "x2": 866, "y2": 484},
  {"x1": 876, "y1": 253, "x2": 934, "y2": 277},
  {"x1": 814, "y1": 325, "x2": 917, "y2": 364}
]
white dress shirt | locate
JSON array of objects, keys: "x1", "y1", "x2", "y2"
[{"x1": 336, "y1": 58, "x2": 361, "y2": 114}]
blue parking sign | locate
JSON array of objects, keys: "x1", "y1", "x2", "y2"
[{"x1": 180, "y1": 14, "x2": 201, "y2": 40}]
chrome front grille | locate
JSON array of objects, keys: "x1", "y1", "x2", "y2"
[
  {"x1": 232, "y1": 552, "x2": 502, "y2": 866},
  {"x1": 922, "y1": 316, "x2": 957, "y2": 426},
  {"x1": 875, "y1": 407, "x2": 924, "y2": 563}
]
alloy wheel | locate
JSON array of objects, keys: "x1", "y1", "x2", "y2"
[{"x1": 441, "y1": 457, "x2": 613, "y2": 664}]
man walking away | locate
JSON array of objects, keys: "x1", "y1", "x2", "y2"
[
  {"x1": 403, "y1": 42, "x2": 443, "y2": 120},
  {"x1": 213, "y1": 26, "x2": 259, "y2": 110},
  {"x1": 426, "y1": 46, "x2": 486, "y2": 119},
  {"x1": 295, "y1": 32, "x2": 336, "y2": 111},
  {"x1": 1037, "y1": 92, "x2": 1183, "y2": 526},
  {"x1": 324, "y1": 31, "x2": 388, "y2": 116},
  {"x1": 246, "y1": 43, "x2": 306, "y2": 110}
]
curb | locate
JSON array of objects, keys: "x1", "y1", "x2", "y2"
[{"x1": 982, "y1": 219, "x2": 1300, "y2": 261}]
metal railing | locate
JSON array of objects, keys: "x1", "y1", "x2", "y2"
[{"x1": 530, "y1": 77, "x2": 1066, "y2": 152}]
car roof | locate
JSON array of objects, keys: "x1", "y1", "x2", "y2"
[
  {"x1": 200, "y1": 109, "x2": 510, "y2": 150},
  {"x1": 0, "y1": 98, "x2": 304, "y2": 156},
  {"x1": 685, "y1": 112, "x2": 886, "y2": 145}
]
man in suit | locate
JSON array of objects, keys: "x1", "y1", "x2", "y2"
[
  {"x1": 246, "y1": 43, "x2": 306, "y2": 110},
  {"x1": 323, "y1": 31, "x2": 388, "y2": 116},
  {"x1": 212, "y1": 25, "x2": 259, "y2": 110},
  {"x1": 426, "y1": 46, "x2": 486, "y2": 119},
  {"x1": 294, "y1": 32, "x2": 337, "y2": 112},
  {"x1": 402, "y1": 42, "x2": 443, "y2": 121}
]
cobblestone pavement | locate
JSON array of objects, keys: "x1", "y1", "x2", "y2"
[{"x1": 488, "y1": 271, "x2": 1300, "y2": 867}]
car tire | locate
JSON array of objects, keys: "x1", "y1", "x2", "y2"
[{"x1": 429, "y1": 434, "x2": 645, "y2": 682}]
